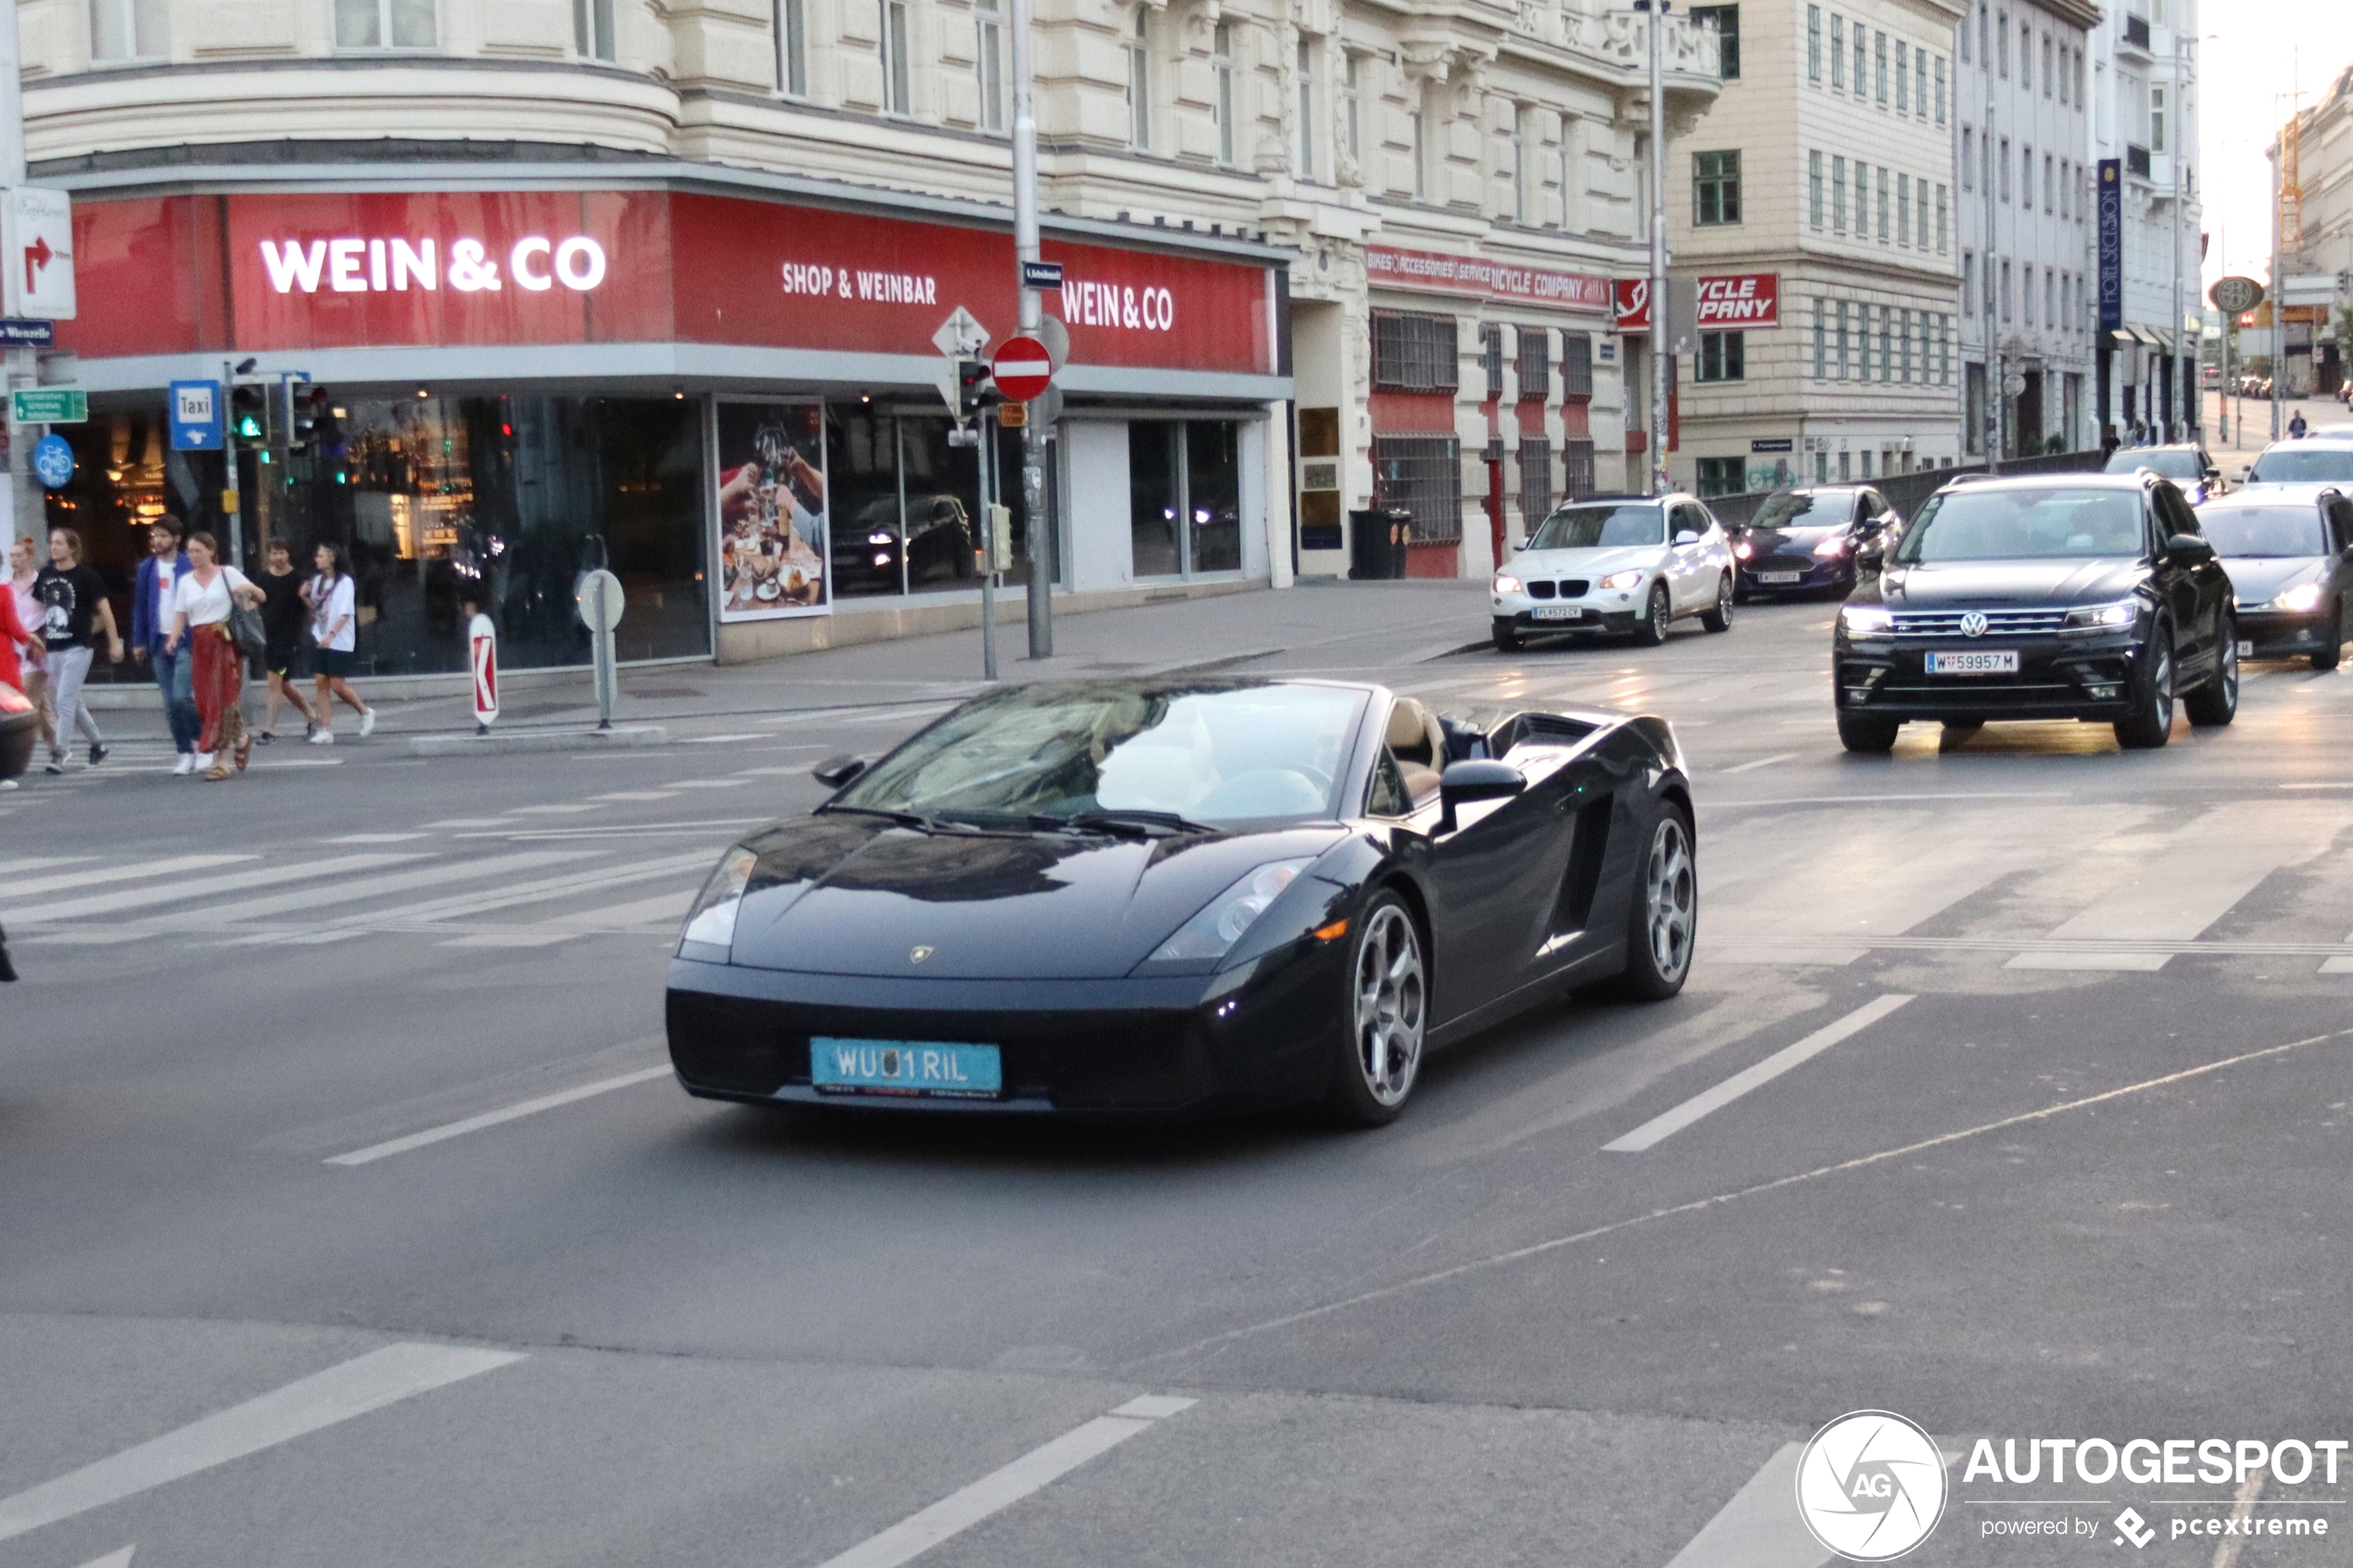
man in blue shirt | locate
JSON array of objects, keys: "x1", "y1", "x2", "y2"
[{"x1": 131, "y1": 515, "x2": 201, "y2": 771}]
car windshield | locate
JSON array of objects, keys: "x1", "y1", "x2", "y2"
[
  {"x1": 1751, "y1": 490, "x2": 1855, "y2": 530},
  {"x1": 1528, "y1": 504, "x2": 1665, "y2": 549},
  {"x1": 831, "y1": 682, "x2": 1367, "y2": 826},
  {"x1": 2199, "y1": 506, "x2": 2327, "y2": 558},
  {"x1": 2248, "y1": 447, "x2": 2353, "y2": 483},
  {"x1": 2105, "y1": 448, "x2": 2204, "y2": 480},
  {"x1": 1894, "y1": 487, "x2": 2146, "y2": 563}
]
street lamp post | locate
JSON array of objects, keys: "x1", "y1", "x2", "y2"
[
  {"x1": 1012, "y1": 0, "x2": 1051, "y2": 659},
  {"x1": 2170, "y1": 31, "x2": 2185, "y2": 442},
  {"x1": 1638, "y1": 0, "x2": 1670, "y2": 495},
  {"x1": 1985, "y1": 72, "x2": 2002, "y2": 465}
]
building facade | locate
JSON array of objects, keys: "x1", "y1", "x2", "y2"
[
  {"x1": 1954, "y1": 0, "x2": 2098, "y2": 458},
  {"x1": 1667, "y1": 0, "x2": 1966, "y2": 497},
  {"x1": 2084, "y1": 0, "x2": 2201, "y2": 438},
  {"x1": 2266, "y1": 65, "x2": 2353, "y2": 396}
]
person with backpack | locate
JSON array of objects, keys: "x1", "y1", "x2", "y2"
[
  {"x1": 162, "y1": 531, "x2": 263, "y2": 781},
  {"x1": 303, "y1": 543, "x2": 375, "y2": 744},
  {"x1": 33, "y1": 527, "x2": 120, "y2": 773}
]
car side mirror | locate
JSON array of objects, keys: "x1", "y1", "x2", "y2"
[
  {"x1": 1673, "y1": 529, "x2": 1702, "y2": 546},
  {"x1": 2204, "y1": 467, "x2": 2221, "y2": 482},
  {"x1": 2164, "y1": 533, "x2": 2216, "y2": 566},
  {"x1": 1437, "y1": 759, "x2": 1526, "y2": 834},
  {"x1": 811, "y1": 754, "x2": 869, "y2": 789},
  {"x1": 1856, "y1": 534, "x2": 1889, "y2": 567}
]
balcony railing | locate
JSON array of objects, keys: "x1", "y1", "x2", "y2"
[{"x1": 2121, "y1": 14, "x2": 2151, "y2": 50}]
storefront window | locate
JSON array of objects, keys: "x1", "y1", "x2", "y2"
[
  {"x1": 1130, "y1": 424, "x2": 1180, "y2": 578},
  {"x1": 823, "y1": 407, "x2": 1050, "y2": 596},
  {"x1": 1130, "y1": 420, "x2": 1240, "y2": 578},
  {"x1": 1187, "y1": 421, "x2": 1241, "y2": 571}
]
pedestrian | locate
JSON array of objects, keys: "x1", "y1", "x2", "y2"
[
  {"x1": 2290, "y1": 408, "x2": 2309, "y2": 440},
  {"x1": 0, "y1": 554, "x2": 39, "y2": 794},
  {"x1": 130, "y1": 514, "x2": 202, "y2": 774},
  {"x1": 0, "y1": 920, "x2": 14, "y2": 983},
  {"x1": 303, "y1": 543, "x2": 374, "y2": 744},
  {"x1": 32, "y1": 526, "x2": 120, "y2": 774},
  {"x1": 162, "y1": 531, "x2": 262, "y2": 781},
  {"x1": 8, "y1": 533, "x2": 57, "y2": 762},
  {"x1": 254, "y1": 537, "x2": 317, "y2": 744}
]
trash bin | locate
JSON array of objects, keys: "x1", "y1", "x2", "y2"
[{"x1": 1350, "y1": 507, "x2": 1415, "y2": 579}]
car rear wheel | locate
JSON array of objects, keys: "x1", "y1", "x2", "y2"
[
  {"x1": 1635, "y1": 582, "x2": 1671, "y2": 646},
  {"x1": 2184, "y1": 617, "x2": 2239, "y2": 727},
  {"x1": 2114, "y1": 626, "x2": 2176, "y2": 749},
  {"x1": 2314, "y1": 607, "x2": 2342, "y2": 671},
  {"x1": 1837, "y1": 712, "x2": 1901, "y2": 752},
  {"x1": 1325, "y1": 892, "x2": 1427, "y2": 1128},
  {"x1": 1700, "y1": 573, "x2": 1734, "y2": 633},
  {"x1": 1616, "y1": 805, "x2": 1696, "y2": 1000},
  {"x1": 1493, "y1": 625, "x2": 1523, "y2": 654}
]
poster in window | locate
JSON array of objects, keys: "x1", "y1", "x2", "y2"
[{"x1": 715, "y1": 400, "x2": 831, "y2": 621}]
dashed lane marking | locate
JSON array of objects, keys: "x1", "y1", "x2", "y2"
[
  {"x1": 326, "y1": 1066, "x2": 674, "y2": 1165},
  {"x1": 1603, "y1": 996, "x2": 1916, "y2": 1152}
]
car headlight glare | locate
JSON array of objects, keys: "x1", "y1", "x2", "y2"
[
  {"x1": 1151, "y1": 859, "x2": 1315, "y2": 963},
  {"x1": 1732, "y1": 539, "x2": 1755, "y2": 559},
  {"x1": 1492, "y1": 573, "x2": 1523, "y2": 595},
  {"x1": 1839, "y1": 604, "x2": 1894, "y2": 637},
  {"x1": 1598, "y1": 570, "x2": 1645, "y2": 590},
  {"x1": 680, "y1": 845, "x2": 758, "y2": 954},
  {"x1": 2278, "y1": 582, "x2": 2326, "y2": 612},
  {"x1": 2060, "y1": 599, "x2": 2140, "y2": 632},
  {"x1": 1813, "y1": 533, "x2": 1850, "y2": 558}
]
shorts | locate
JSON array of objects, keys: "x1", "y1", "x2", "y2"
[
  {"x1": 265, "y1": 641, "x2": 302, "y2": 678},
  {"x1": 313, "y1": 646, "x2": 356, "y2": 678}
]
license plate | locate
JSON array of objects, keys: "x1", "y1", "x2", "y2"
[
  {"x1": 1755, "y1": 571, "x2": 1804, "y2": 584},
  {"x1": 2237, "y1": 639, "x2": 2255, "y2": 657},
  {"x1": 811, "y1": 1037, "x2": 1002, "y2": 1098},
  {"x1": 1531, "y1": 605, "x2": 1587, "y2": 621},
  {"x1": 1924, "y1": 650, "x2": 2020, "y2": 674}
]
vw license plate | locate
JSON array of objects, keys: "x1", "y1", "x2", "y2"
[
  {"x1": 1755, "y1": 571, "x2": 1804, "y2": 584},
  {"x1": 811, "y1": 1037, "x2": 1002, "y2": 1098},
  {"x1": 1924, "y1": 650, "x2": 2020, "y2": 675},
  {"x1": 1532, "y1": 606, "x2": 1587, "y2": 621}
]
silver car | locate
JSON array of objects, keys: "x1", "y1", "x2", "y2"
[{"x1": 1491, "y1": 495, "x2": 1738, "y2": 652}]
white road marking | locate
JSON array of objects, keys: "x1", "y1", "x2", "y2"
[
  {"x1": 323, "y1": 833, "x2": 429, "y2": 844},
  {"x1": 589, "y1": 791, "x2": 679, "y2": 801},
  {"x1": 537, "y1": 885, "x2": 697, "y2": 930},
  {"x1": 1704, "y1": 792, "x2": 2069, "y2": 808},
  {"x1": 0, "y1": 856, "x2": 95, "y2": 875},
  {"x1": 0, "y1": 1344, "x2": 522, "y2": 1544},
  {"x1": 4, "y1": 855, "x2": 422, "y2": 925},
  {"x1": 0, "y1": 855, "x2": 252, "y2": 903},
  {"x1": 505, "y1": 804, "x2": 601, "y2": 815},
  {"x1": 438, "y1": 931, "x2": 582, "y2": 949},
  {"x1": 662, "y1": 778, "x2": 753, "y2": 789},
  {"x1": 2281, "y1": 782, "x2": 2353, "y2": 790},
  {"x1": 808, "y1": 1396, "x2": 1195, "y2": 1568},
  {"x1": 73, "y1": 1546, "x2": 135, "y2": 1568},
  {"x1": 344, "y1": 851, "x2": 715, "y2": 925},
  {"x1": 1718, "y1": 753, "x2": 1798, "y2": 774},
  {"x1": 679, "y1": 732, "x2": 777, "y2": 743},
  {"x1": 173, "y1": 852, "x2": 598, "y2": 927},
  {"x1": 423, "y1": 818, "x2": 512, "y2": 828},
  {"x1": 326, "y1": 1065, "x2": 673, "y2": 1165},
  {"x1": 1661, "y1": 1442, "x2": 1824, "y2": 1568},
  {"x1": 1604, "y1": 995, "x2": 1916, "y2": 1152},
  {"x1": 2004, "y1": 950, "x2": 2172, "y2": 972}
]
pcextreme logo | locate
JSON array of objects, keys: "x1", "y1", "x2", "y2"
[{"x1": 1795, "y1": 1411, "x2": 1950, "y2": 1561}]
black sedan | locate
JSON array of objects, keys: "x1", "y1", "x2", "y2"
[
  {"x1": 1832, "y1": 471, "x2": 2238, "y2": 752},
  {"x1": 666, "y1": 679, "x2": 1696, "y2": 1126},
  {"x1": 2203, "y1": 484, "x2": 2353, "y2": 670},
  {"x1": 1732, "y1": 485, "x2": 1898, "y2": 598}
]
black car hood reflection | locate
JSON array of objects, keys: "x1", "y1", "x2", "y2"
[
  {"x1": 1869, "y1": 558, "x2": 2145, "y2": 608},
  {"x1": 727, "y1": 815, "x2": 1352, "y2": 978}
]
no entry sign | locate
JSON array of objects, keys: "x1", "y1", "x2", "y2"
[{"x1": 991, "y1": 335, "x2": 1053, "y2": 401}]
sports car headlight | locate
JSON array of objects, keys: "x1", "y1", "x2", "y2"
[
  {"x1": 1598, "y1": 569, "x2": 1645, "y2": 590},
  {"x1": 1492, "y1": 573, "x2": 1523, "y2": 595},
  {"x1": 679, "y1": 845, "x2": 758, "y2": 954},
  {"x1": 2060, "y1": 599, "x2": 2140, "y2": 633},
  {"x1": 1838, "y1": 604, "x2": 1894, "y2": 637},
  {"x1": 2277, "y1": 582, "x2": 2326, "y2": 612},
  {"x1": 1151, "y1": 859, "x2": 1315, "y2": 963}
]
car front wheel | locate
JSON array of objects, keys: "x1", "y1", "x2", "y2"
[
  {"x1": 2114, "y1": 625, "x2": 2176, "y2": 749},
  {"x1": 1325, "y1": 891, "x2": 1428, "y2": 1128},
  {"x1": 1617, "y1": 805, "x2": 1696, "y2": 999},
  {"x1": 1700, "y1": 573, "x2": 1734, "y2": 633},
  {"x1": 2183, "y1": 617, "x2": 2239, "y2": 727},
  {"x1": 1837, "y1": 712, "x2": 1901, "y2": 752},
  {"x1": 1635, "y1": 581, "x2": 1672, "y2": 646},
  {"x1": 2314, "y1": 606, "x2": 2342, "y2": 671}
]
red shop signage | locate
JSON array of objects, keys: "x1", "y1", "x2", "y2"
[
  {"x1": 1694, "y1": 272, "x2": 1779, "y2": 330},
  {"x1": 1365, "y1": 244, "x2": 1610, "y2": 314},
  {"x1": 1614, "y1": 278, "x2": 1651, "y2": 333},
  {"x1": 57, "y1": 190, "x2": 1276, "y2": 377}
]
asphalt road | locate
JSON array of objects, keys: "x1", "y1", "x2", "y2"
[{"x1": 8, "y1": 551, "x2": 2353, "y2": 1565}]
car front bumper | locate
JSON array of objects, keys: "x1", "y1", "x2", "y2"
[
  {"x1": 1738, "y1": 558, "x2": 1853, "y2": 594},
  {"x1": 2236, "y1": 609, "x2": 2334, "y2": 659},
  {"x1": 1832, "y1": 632, "x2": 2148, "y2": 721},
  {"x1": 665, "y1": 944, "x2": 1348, "y2": 1117}
]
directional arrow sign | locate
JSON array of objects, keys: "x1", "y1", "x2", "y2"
[
  {"x1": 932, "y1": 306, "x2": 989, "y2": 359},
  {"x1": 991, "y1": 336, "x2": 1052, "y2": 401}
]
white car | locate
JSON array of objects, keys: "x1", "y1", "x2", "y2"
[{"x1": 1491, "y1": 494, "x2": 1739, "y2": 652}]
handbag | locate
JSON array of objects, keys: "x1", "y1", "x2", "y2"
[{"x1": 227, "y1": 601, "x2": 269, "y2": 660}]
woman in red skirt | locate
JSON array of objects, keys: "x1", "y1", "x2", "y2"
[{"x1": 162, "y1": 532, "x2": 263, "y2": 781}]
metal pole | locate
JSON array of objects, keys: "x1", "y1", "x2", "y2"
[
  {"x1": 1985, "y1": 72, "x2": 2001, "y2": 465},
  {"x1": 0, "y1": 9, "x2": 31, "y2": 552},
  {"x1": 1013, "y1": 0, "x2": 1051, "y2": 658},
  {"x1": 980, "y1": 422, "x2": 1000, "y2": 682},
  {"x1": 2271, "y1": 140, "x2": 2283, "y2": 443},
  {"x1": 1644, "y1": 0, "x2": 1669, "y2": 495},
  {"x1": 594, "y1": 575, "x2": 614, "y2": 730},
  {"x1": 2171, "y1": 34, "x2": 2184, "y2": 441}
]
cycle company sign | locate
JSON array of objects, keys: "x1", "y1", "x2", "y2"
[
  {"x1": 1365, "y1": 245, "x2": 1611, "y2": 313},
  {"x1": 1694, "y1": 273, "x2": 1779, "y2": 330}
]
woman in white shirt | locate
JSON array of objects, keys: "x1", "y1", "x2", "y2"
[
  {"x1": 162, "y1": 531, "x2": 264, "y2": 781},
  {"x1": 302, "y1": 543, "x2": 374, "y2": 745}
]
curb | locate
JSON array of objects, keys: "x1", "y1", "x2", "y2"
[{"x1": 408, "y1": 725, "x2": 669, "y2": 757}]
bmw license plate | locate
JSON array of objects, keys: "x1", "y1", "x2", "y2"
[
  {"x1": 811, "y1": 1037, "x2": 1002, "y2": 1098},
  {"x1": 1532, "y1": 606, "x2": 1586, "y2": 621},
  {"x1": 1755, "y1": 571, "x2": 1804, "y2": 584},
  {"x1": 1924, "y1": 650, "x2": 2020, "y2": 675}
]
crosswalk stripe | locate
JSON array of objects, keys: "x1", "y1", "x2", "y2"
[
  {"x1": 1660, "y1": 1441, "x2": 1823, "y2": 1568},
  {"x1": 6, "y1": 855, "x2": 425, "y2": 925},
  {"x1": 172, "y1": 851, "x2": 606, "y2": 928},
  {"x1": 0, "y1": 856, "x2": 97, "y2": 877},
  {"x1": 536, "y1": 884, "x2": 698, "y2": 931},
  {"x1": 340, "y1": 850, "x2": 719, "y2": 927},
  {"x1": 0, "y1": 855, "x2": 254, "y2": 903}
]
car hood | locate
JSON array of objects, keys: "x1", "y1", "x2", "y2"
[
  {"x1": 2223, "y1": 556, "x2": 2326, "y2": 605},
  {"x1": 1504, "y1": 544, "x2": 1661, "y2": 578},
  {"x1": 1743, "y1": 524, "x2": 1842, "y2": 554},
  {"x1": 725, "y1": 814, "x2": 1353, "y2": 978},
  {"x1": 1867, "y1": 558, "x2": 2146, "y2": 608}
]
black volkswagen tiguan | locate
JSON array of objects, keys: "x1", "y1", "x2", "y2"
[{"x1": 1831, "y1": 471, "x2": 2238, "y2": 751}]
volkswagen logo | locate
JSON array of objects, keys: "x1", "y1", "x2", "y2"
[
  {"x1": 1958, "y1": 611, "x2": 1989, "y2": 638},
  {"x1": 909, "y1": 945, "x2": 935, "y2": 965},
  {"x1": 1793, "y1": 1410, "x2": 1948, "y2": 1560}
]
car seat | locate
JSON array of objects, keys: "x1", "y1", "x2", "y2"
[{"x1": 1385, "y1": 697, "x2": 1448, "y2": 801}]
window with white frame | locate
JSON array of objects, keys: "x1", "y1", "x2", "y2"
[
  {"x1": 335, "y1": 0, "x2": 435, "y2": 48},
  {"x1": 1915, "y1": 47, "x2": 1925, "y2": 115},
  {"x1": 1809, "y1": 150, "x2": 1824, "y2": 229},
  {"x1": 1808, "y1": 6, "x2": 1822, "y2": 81},
  {"x1": 2150, "y1": 83, "x2": 2167, "y2": 153},
  {"x1": 1213, "y1": 22, "x2": 1236, "y2": 166},
  {"x1": 1126, "y1": 12, "x2": 1151, "y2": 150},
  {"x1": 1343, "y1": 53, "x2": 1361, "y2": 166},
  {"x1": 1935, "y1": 183, "x2": 1947, "y2": 252},
  {"x1": 1831, "y1": 14, "x2": 1845, "y2": 87},
  {"x1": 776, "y1": 0, "x2": 807, "y2": 94},
  {"x1": 1508, "y1": 107, "x2": 1527, "y2": 223},
  {"x1": 91, "y1": 0, "x2": 167, "y2": 59},
  {"x1": 1935, "y1": 56, "x2": 1945, "y2": 121},
  {"x1": 976, "y1": 0, "x2": 1007, "y2": 132},
  {"x1": 574, "y1": 0, "x2": 615, "y2": 59},
  {"x1": 1411, "y1": 103, "x2": 1428, "y2": 201},
  {"x1": 1852, "y1": 24, "x2": 1866, "y2": 98},
  {"x1": 1296, "y1": 38, "x2": 1315, "y2": 180},
  {"x1": 1895, "y1": 40, "x2": 1908, "y2": 111},
  {"x1": 1897, "y1": 172, "x2": 1911, "y2": 244},
  {"x1": 882, "y1": 0, "x2": 912, "y2": 115},
  {"x1": 1963, "y1": 251, "x2": 1974, "y2": 315},
  {"x1": 1813, "y1": 298, "x2": 1828, "y2": 376}
]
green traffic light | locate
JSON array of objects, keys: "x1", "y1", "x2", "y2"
[{"x1": 234, "y1": 416, "x2": 262, "y2": 438}]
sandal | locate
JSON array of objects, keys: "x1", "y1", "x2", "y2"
[
  {"x1": 204, "y1": 761, "x2": 233, "y2": 781},
  {"x1": 234, "y1": 731, "x2": 253, "y2": 773}
]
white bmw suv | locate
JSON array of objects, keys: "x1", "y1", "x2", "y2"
[{"x1": 1491, "y1": 494, "x2": 1739, "y2": 652}]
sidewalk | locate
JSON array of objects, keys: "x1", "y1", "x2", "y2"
[{"x1": 2204, "y1": 387, "x2": 2352, "y2": 460}]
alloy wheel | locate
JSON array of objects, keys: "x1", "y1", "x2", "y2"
[
  {"x1": 1642, "y1": 816, "x2": 1696, "y2": 984},
  {"x1": 1353, "y1": 903, "x2": 1426, "y2": 1108},
  {"x1": 2150, "y1": 644, "x2": 2175, "y2": 731}
]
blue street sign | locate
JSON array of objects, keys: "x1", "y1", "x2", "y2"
[
  {"x1": 170, "y1": 379, "x2": 222, "y2": 451},
  {"x1": 0, "y1": 319, "x2": 55, "y2": 347},
  {"x1": 2096, "y1": 159, "x2": 2122, "y2": 335},
  {"x1": 32, "y1": 432, "x2": 74, "y2": 488},
  {"x1": 1020, "y1": 259, "x2": 1064, "y2": 290}
]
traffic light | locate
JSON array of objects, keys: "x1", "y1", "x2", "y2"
[
  {"x1": 229, "y1": 384, "x2": 265, "y2": 442},
  {"x1": 290, "y1": 386, "x2": 326, "y2": 454},
  {"x1": 955, "y1": 358, "x2": 991, "y2": 420}
]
